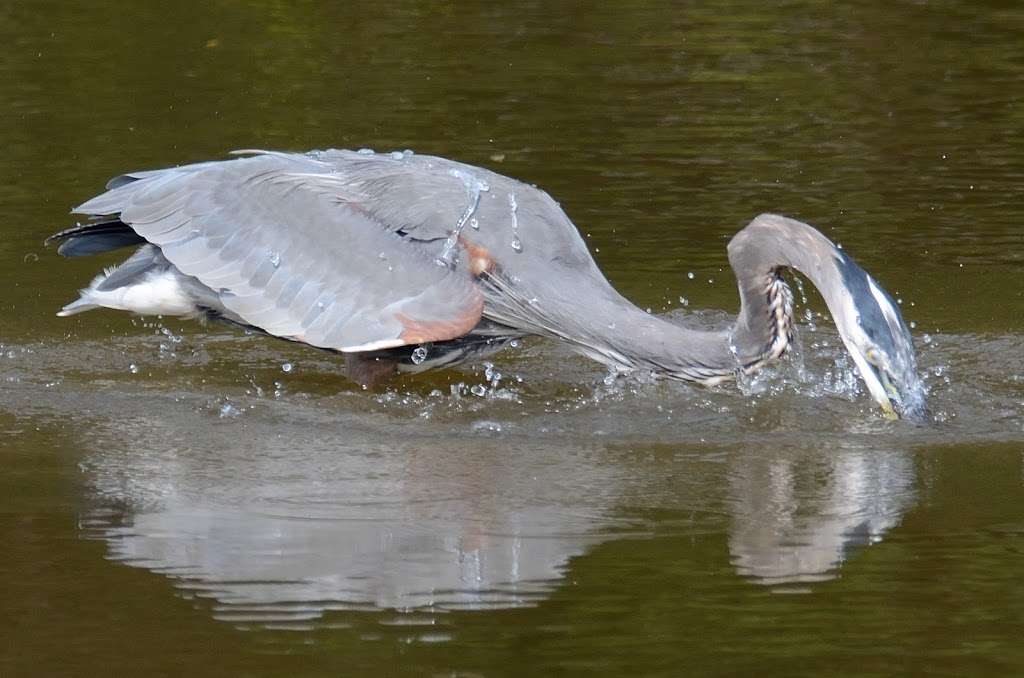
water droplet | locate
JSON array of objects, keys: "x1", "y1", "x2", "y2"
[
  {"x1": 509, "y1": 339, "x2": 520, "y2": 348},
  {"x1": 470, "y1": 217, "x2": 479, "y2": 229},
  {"x1": 411, "y1": 347, "x2": 428, "y2": 365},
  {"x1": 160, "y1": 327, "x2": 183, "y2": 343},
  {"x1": 510, "y1": 235, "x2": 523, "y2": 252},
  {"x1": 910, "y1": 321, "x2": 917, "y2": 329},
  {"x1": 438, "y1": 169, "x2": 487, "y2": 265},
  {"x1": 378, "y1": 252, "x2": 387, "y2": 260},
  {"x1": 687, "y1": 272, "x2": 695, "y2": 280},
  {"x1": 23, "y1": 252, "x2": 38, "y2": 263},
  {"x1": 922, "y1": 333, "x2": 932, "y2": 345},
  {"x1": 281, "y1": 362, "x2": 293, "y2": 373},
  {"x1": 128, "y1": 363, "x2": 139, "y2": 374},
  {"x1": 218, "y1": 402, "x2": 241, "y2": 418},
  {"x1": 470, "y1": 384, "x2": 487, "y2": 397},
  {"x1": 507, "y1": 192, "x2": 519, "y2": 232},
  {"x1": 269, "y1": 251, "x2": 281, "y2": 268},
  {"x1": 678, "y1": 296, "x2": 689, "y2": 306}
]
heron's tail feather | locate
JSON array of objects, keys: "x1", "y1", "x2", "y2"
[
  {"x1": 45, "y1": 219, "x2": 145, "y2": 257},
  {"x1": 56, "y1": 296, "x2": 100, "y2": 317},
  {"x1": 54, "y1": 245, "x2": 201, "y2": 319}
]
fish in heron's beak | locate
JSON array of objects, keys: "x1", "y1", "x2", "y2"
[{"x1": 832, "y1": 252, "x2": 928, "y2": 421}]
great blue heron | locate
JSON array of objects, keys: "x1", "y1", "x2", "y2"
[{"x1": 48, "y1": 149, "x2": 926, "y2": 419}]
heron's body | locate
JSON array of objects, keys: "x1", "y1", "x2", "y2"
[{"x1": 50, "y1": 149, "x2": 926, "y2": 418}]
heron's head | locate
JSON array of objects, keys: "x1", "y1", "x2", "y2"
[{"x1": 831, "y1": 252, "x2": 928, "y2": 421}]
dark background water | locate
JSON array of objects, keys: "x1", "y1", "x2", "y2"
[{"x1": 1, "y1": 2, "x2": 1022, "y2": 676}]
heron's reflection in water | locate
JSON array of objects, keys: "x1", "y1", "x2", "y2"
[
  {"x1": 726, "y1": 444, "x2": 916, "y2": 586},
  {"x1": 79, "y1": 407, "x2": 630, "y2": 623},
  {"x1": 79, "y1": 403, "x2": 917, "y2": 624}
]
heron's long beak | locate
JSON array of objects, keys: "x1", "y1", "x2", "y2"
[{"x1": 853, "y1": 347, "x2": 928, "y2": 421}]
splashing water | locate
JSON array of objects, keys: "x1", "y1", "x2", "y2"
[
  {"x1": 160, "y1": 327, "x2": 183, "y2": 344},
  {"x1": 483, "y1": 361, "x2": 504, "y2": 389},
  {"x1": 508, "y1": 192, "x2": 522, "y2": 252},
  {"x1": 471, "y1": 420, "x2": 503, "y2": 433},
  {"x1": 793, "y1": 275, "x2": 810, "y2": 305},
  {"x1": 411, "y1": 347, "x2": 428, "y2": 365},
  {"x1": 437, "y1": 169, "x2": 490, "y2": 266},
  {"x1": 217, "y1": 401, "x2": 242, "y2": 418}
]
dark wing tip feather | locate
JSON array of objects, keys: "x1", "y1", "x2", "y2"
[
  {"x1": 106, "y1": 174, "x2": 144, "y2": 190},
  {"x1": 45, "y1": 219, "x2": 145, "y2": 256}
]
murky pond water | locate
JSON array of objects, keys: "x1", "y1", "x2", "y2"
[{"x1": 2, "y1": 2, "x2": 1023, "y2": 676}]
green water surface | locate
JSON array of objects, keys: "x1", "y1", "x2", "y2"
[{"x1": 1, "y1": 2, "x2": 1022, "y2": 676}]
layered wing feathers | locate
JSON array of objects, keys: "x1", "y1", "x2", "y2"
[{"x1": 75, "y1": 152, "x2": 484, "y2": 351}]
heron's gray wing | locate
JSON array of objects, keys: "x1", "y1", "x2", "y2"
[
  {"x1": 74, "y1": 153, "x2": 484, "y2": 351},
  {"x1": 289, "y1": 150, "x2": 622, "y2": 344},
  {"x1": 304, "y1": 150, "x2": 599, "y2": 270}
]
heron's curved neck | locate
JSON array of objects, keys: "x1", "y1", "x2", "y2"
[
  {"x1": 561, "y1": 215, "x2": 849, "y2": 382},
  {"x1": 485, "y1": 214, "x2": 849, "y2": 383},
  {"x1": 727, "y1": 214, "x2": 848, "y2": 371}
]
